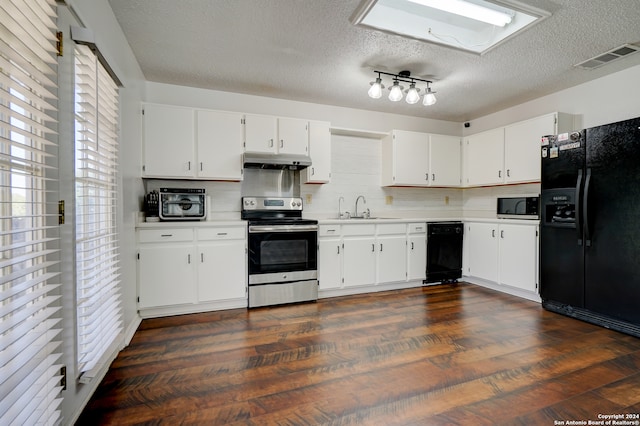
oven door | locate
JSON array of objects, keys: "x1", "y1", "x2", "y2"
[{"x1": 248, "y1": 224, "x2": 317, "y2": 283}]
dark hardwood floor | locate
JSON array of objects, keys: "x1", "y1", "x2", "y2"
[{"x1": 76, "y1": 283, "x2": 640, "y2": 425}]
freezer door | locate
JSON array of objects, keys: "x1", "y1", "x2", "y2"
[
  {"x1": 541, "y1": 131, "x2": 585, "y2": 191},
  {"x1": 584, "y1": 117, "x2": 640, "y2": 325}
]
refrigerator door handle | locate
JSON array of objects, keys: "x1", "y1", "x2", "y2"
[
  {"x1": 575, "y1": 169, "x2": 584, "y2": 246},
  {"x1": 583, "y1": 168, "x2": 592, "y2": 247}
]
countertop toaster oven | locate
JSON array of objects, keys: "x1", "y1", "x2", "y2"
[{"x1": 159, "y1": 188, "x2": 206, "y2": 221}]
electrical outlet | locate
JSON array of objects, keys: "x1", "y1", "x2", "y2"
[
  {"x1": 445, "y1": 196, "x2": 450, "y2": 205},
  {"x1": 385, "y1": 195, "x2": 393, "y2": 205},
  {"x1": 305, "y1": 194, "x2": 312, "y2": 204}
]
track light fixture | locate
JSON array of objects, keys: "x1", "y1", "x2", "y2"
[{"x1": 368, "y1": 70, "x2": 437, "y2": 106}]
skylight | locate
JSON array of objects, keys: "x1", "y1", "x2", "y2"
[{"x1": 350, "y1": 0, "x2": 550, "y2": 55}]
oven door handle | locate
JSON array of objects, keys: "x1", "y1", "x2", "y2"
[{"x1": 249, "y1": 225, "x2": 319, "y2": 233}]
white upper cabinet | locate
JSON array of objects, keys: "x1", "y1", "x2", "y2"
[
  {"x1": 196, "y1": 110, "x2": 244, "y2": 180},
  {"x1": 302, "y1": 120, "x2": 331, "y2": 183},
  {"x1": 277, "y1": 117, "x2": 309, "y2": 155},
  {"x1": 142, "y1": 103, "x2": 195, "y2": 178},
  {"x1": 429, "y1": 134, "x2": 462, "y2": 187},
  {"x1": 244, "y1": 114, "x2": 278, "y2": 153},
  {"x1": 504, "y1": 112, "x2": 572, "y2": 184},
  {"x1": 244, "y1": 114, "x2": 309, "y2": 155},
  {"x1": 464, "y1": 112, "x2": 574, "y2": 187},
  {"x1": 381, "y1": 130, "x2": 460, "y2": 187},
  {"x1": 142, "y1": 104, "x2": 244, "y2": 180},
  {"x1": 464, "y1": 127, "x2": 505, "y2": 186},
  {"x1": 382, "y1": 130, "x2": 429, "y2": 186}
]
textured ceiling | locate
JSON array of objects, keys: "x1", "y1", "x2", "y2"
[{"x1": 107, "y1": 0, "x2": 640, "y2": 122}]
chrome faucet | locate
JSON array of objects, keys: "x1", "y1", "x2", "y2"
[{"x1": 355, "y1": 195, "x2": 367, "y2": 218}]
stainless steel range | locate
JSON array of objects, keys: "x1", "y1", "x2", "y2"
[{"x1": 242, "y1": 196, "x2": 318, "y2": 308}]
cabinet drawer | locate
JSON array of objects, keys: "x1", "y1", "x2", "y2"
[
  {"x1": 377, "y1": 223, "x2": 407, "y2": 235},
  {"x1": 197, "y1": 226, "x2": 246, "y2": 241},
  {"x1": 342, "y1": 224, "x2": 376, "y2": 236},
  {"x1": 408, "y1": 223, "x2": 427, "y2": 234},
  {"x1": 138, "y1": 228, "x2": 194, "y2": 243},
  {"x1": 319, "y1": 225, "x2": 341, "y2": 237}
]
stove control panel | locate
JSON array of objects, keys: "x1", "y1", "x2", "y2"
[{"x1": 242, "y1": 197, "x2": 303, "y2": 211}]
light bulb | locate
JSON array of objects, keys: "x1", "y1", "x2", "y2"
[
  {"x1": 388, "y1": 81, "x2": 403, "y2": 102},
  {"x1": 368, "y1": 78, "x2": 383, "y2": 99},
  {"x1": 423, "y1": 89, "x2": 437, "y2": 106},
  {"x1": 405, "y1": 83, "x2": 420, "y2": 104}
]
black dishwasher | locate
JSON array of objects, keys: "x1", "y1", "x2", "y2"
[{"x1": 425, "y1": 222, "x2": 464, "y2": 283}]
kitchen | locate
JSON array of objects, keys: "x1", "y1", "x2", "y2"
[{"x1": 4, "y1": 0, "x2": 640, "y2": 424}]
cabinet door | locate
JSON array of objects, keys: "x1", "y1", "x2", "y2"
[
  {"x1": 318, "y1": 238, "x2": 342, "y2": 290},
  {"x1": 504, "y1": 114, "x2": 556, "y2": 184},
  {"x1": 142, "y1": 104, "x2": 195, "y2": 177},
  {"x1": 342, "y1": 236, "x2": 376, "y2": 287},
  {"x1": 303, "y1": 121, "x2": 331, "y2": 183},
  {"x1": 377, "y1": 235, "x2": 407, "y2": 283},
  {"x1": 277, "y1": 117, "x2": 309, "y2": 155},
  {"x1": 393, "y1": 130, "x2": 429, "y2": 185},
  {"x1": 196, "y1": 110, "x2": 244, "y2": 180},
  {"x1": 465, "y1": 222, "x2": 498, "y2": 282},
  {"x1": 138, "y1": 245, "x2": 196, "y2": 308},
  {"x1": 429, "y1": 134, "x2": 461, "y2": 187},
  {"x1": 408, "y1": 233, "x2": 427, "y2": 281},
  {"x1": 464, "y1": 128, "x2": 504, "y2": 186},
  {"x1": 244, "y1": 114, "x2": 277, "y2": 153},
  {"x1": 197, "y1": 240, "x2": 246, "y2": 302},
  {"x1": 498, "y1": 224, "x2": 538, "y2": 292}
]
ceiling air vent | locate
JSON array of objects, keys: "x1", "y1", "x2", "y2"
[{"x1": 575, "y1": 44, "x2": 640, "y2": 70}]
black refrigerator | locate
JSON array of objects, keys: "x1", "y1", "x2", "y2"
[{"x1": 540, "y1": 116, "x2": 640, "y2": 337}]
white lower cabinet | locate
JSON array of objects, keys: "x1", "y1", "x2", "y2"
[
  {"x1": 376, "y1": 224, "x2": 407, "y2": 284},
  {"x1": 407, "y1": 223, "x2": 427, "y2": 281},
  {"x1": 137, "y1": 224, "x2": 247, "y2": 316},
  {"x1": 465, "y1": 222, "x2": 499, "y2": 283},
  {"x1": 342, "y1": 224, "x2": 377, "y2": 287},
  {"x1": 196, "y1": 227, "x2": 247, "y2": 302},
  {"x1": 497, "y1": 224, "x2": 538, "y2": 292},
  {"x1": 318, "y1": 221, "x2": 425, "y2": 295},
  {"x1": 318, "y1": 235, "x2": 342, "y2": 290},
  {"x1": 464, "y1": 221, "x2": 538, "y2": 294}
]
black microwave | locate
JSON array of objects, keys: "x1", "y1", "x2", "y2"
[{"x1": 497, "y1": 196, "x2": 539, "y2": 219}]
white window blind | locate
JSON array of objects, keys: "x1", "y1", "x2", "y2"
[
  {"x1": 0, "y1": 0, "x2": 63, "y2": 425},
  {"x1": 74, "y1": 44, "x2": 122, "y2": 379}
]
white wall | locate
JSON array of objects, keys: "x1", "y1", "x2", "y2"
[
  {"x1": 463, "y1": 64, "x2": 640, "y2": 134},
  {"x1": 60, "y1": 0, "x2": 145, "y2": 423}
]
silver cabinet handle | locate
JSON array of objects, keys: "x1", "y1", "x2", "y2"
[
  {"x1": 380, "y1": 243, "x2": 383, "y2": 252},
  {"x1": 188, "y1": 161, "x2": 191, "y2": 170},
  {"x1": 160, "y1": 234, "x2": 173, "y2": 237},
  {"x1": 188, "y1": 254, "x2": 191, "y2": 264},
  {"x1": 501, "y1": 230, "x2": 504, "y2": 238},
  {"x1": 411, "y1": 242, "x2": 414, "y2": 250},
  {"x1": 311, "y1": 167, "x2": 315, "y2": 176},
  {"x1": 371, "y1": 244, "x2": 375, "y2": 252},
  {"x1": 337, "y1": 245, "x2": 340, "y2": 254},
  {"x1": 507, "y1": 169, "x2": 510, "y2": 177},
  {"x1": 201, "y1": 253, "x2": 204, "y2": 262},
  {"x1": 269, "y1": 139, "x2": 273, "y2": 147},
  {"x1": 217, "y1": 232, "x2": 227, "y2": 236},
  {"x1": 200, "y1": 162, "x2": 203, "y2": 171},
  {"x1": 425, "y1": 173, "x2": 428, "y2": 181},
  {"x1": 432, "y1": 174, "x2": 435, "y2": 181},
  {"x1": 498, "y1": 170, "x2": 501, "y2": 178},
  {"x1": 492, "y1": 229, "x2": 495, "y2": 238},
  {"x1": 280, "y1": 139, "x2": 284, "y2": 148}
]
